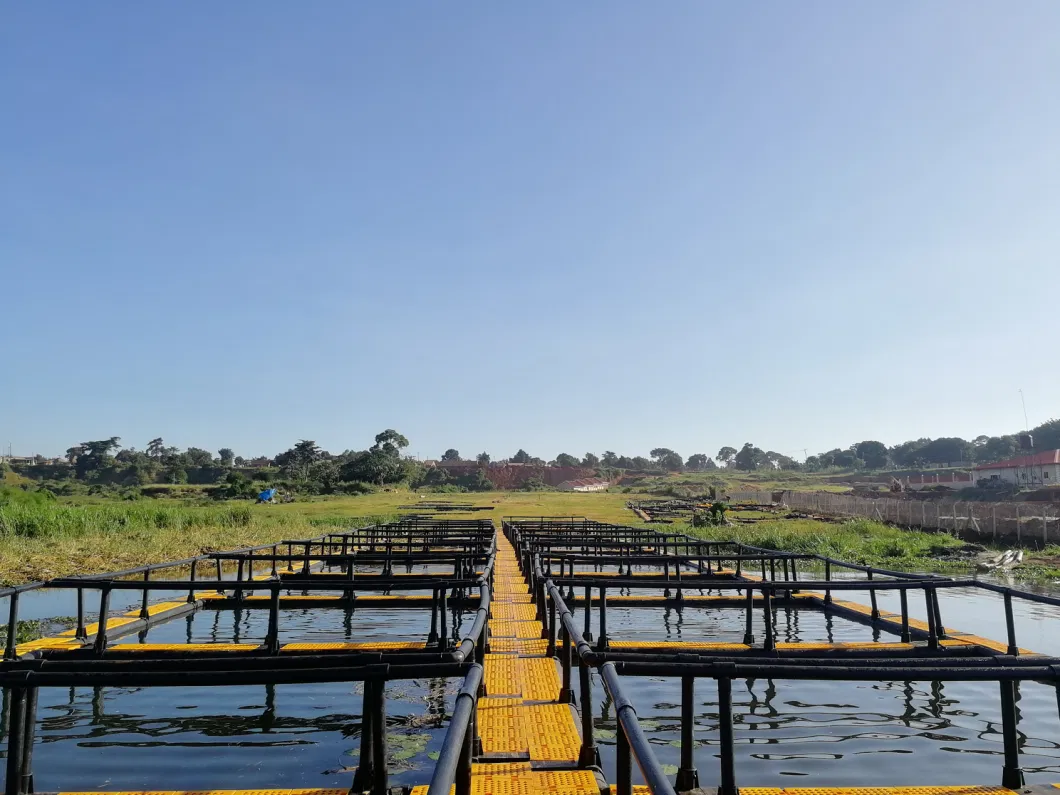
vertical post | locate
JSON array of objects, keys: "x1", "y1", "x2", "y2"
[
  {"x1": 598, "y1": 586, "x2": 608, "y2": 650},
  {"x1": 675, "y1": 676, "x2": 700, "y2": 790},
  {"x1": 439, "y1": 588, "x2": 448, "y2": 648},
  {"x1": 899, "y1": 588, "x2": 911, "y2": 643},
  {"x1": 547, "y1": 592, "x2": 557, "y2": 653},
  {"x1": 5, "y1": 592, "x2": 19, "y2": 660},
  {"x1": 560, "y1": 622, "x2": 573, "y2": 703},
  {"x1": 824, "y1": 560, "x2": 832, "y2": 604},
  {"x1": 19, "y1": 686, "x2": 38, "y2": 794},
  {"x1": 456, "y1": 702, "x2": 473, "y2": 795},
  {"x1": 94, "y1": 587, "x2": 112, "y2": 655},
  {"x1": 234, "y1": 558, "x2": 245, "y2": 602},
  {"x1": 428, "y1": 589, "x2": 439, "y2": 645},
  {"x1": 1004, "y1": 592, "x2": 1019, "y2": 656},
  {"x1": 266, "y1": 585, "x2": 281, "y2": 654},
  {"x1": 742, "y1": 589, "x2": 755, "y2": 646},
  {"x1": 6, "y1": 686, "x2": 26, "y2": 795},
  {"x1": 763, "y1": 590, "x2": 775, "y2": 651},
  {"x1": 215, "y1": 557, "x2": 224, "y2": 595},
  {"x1": 1000, "y1": 679, "x2": 1025, "y2": 788},
  {"x1": 930, "y1": 586, "x2": 946, "y2": 639},
  {"x1": 583, "y1": 586, "x2": 593, "y2": 642},
  {"x1": 578, "y1": 652, "x2": 598, "y2": 766},
  {"x1": 616, "y1": 720, "x2": 632, "y2": 795},
  {"x1": 718, "y1": 677, "x2": 737, "y2": 795},
  {"x1": 187, "y1": 559, "x2": 198, "y2": 604},
  {"x1": 372, "y1": 680, "x2": 388, "y2": 795},
  {"x1": 867, "y1": 570, "x2": 879, "y2": 621},
  {"x1": 76, "y1": 588, "x2": 88, "y2": 640},
  {"x1": 139, "y1": 569, "x2": 151, "y2": 620},
  {"x1": 924, "y1": 587, "x2": 939, "y2": 650},
  {"x1": 352, "y1": 682, "x2": 375, "y2": 793}
]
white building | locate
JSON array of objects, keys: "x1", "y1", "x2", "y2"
[
  {"x1": 974, "y1": 450, "x2": 1060, "y2": 487},
  {"x1": 556, "y1": 478, "x2": 610, "y2": 492}
]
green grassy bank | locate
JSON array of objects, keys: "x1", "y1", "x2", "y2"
[{"x1": 0, "y1": 488, "x2": 995, "y2": 584}]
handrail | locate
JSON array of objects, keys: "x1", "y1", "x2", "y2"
[{"x1": 425, "y1": 663, "x2": 483, "y2": 795}]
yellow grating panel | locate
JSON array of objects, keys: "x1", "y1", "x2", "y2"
[
  {"x1": 518, "y1": 657, "x2": 560, "y2": 701},
  {"x1": 524, "y1": 703, "x2": 581, "y2": 761},
  {"x1": 477, "y1": 701, "x2": 580, "y2": 761},
  {"x1": 490, "y1": 638, "x2": 549, "y2": 655},
  {"x1": 485, "y1": 656, "x2": 521, "y2": 696},
  {"x1": 490, "y1": 620, "x2": 543, "y2": 639},
  {"x1": 492, "y1": 604, "x2": 538, "y2": 621},
  {"x1": 472, "y1": 762, "x2": 531, "y2": 774},
  {"x1": 409, "y1": 770, "x2": 598, "y2": 795}
]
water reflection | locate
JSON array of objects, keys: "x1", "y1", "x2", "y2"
[{"x1": 592, "y1": 598, "x2": 1060, "y2": 787}]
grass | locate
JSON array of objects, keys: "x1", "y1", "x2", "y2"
[
  {"x1": 692, "y1": 514, "x2": 967, "y2": 571},
  {"x1": 0, "y1": 487, "x2": 1017, "y2": 584}
]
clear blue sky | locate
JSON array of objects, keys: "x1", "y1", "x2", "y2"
[{"x1": 3, "y1": 3, "x2": 1059, "y2": 462}]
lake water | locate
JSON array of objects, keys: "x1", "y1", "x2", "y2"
[{"x1": 7, "y1": 567, "x2": 1060, "y2": 791}]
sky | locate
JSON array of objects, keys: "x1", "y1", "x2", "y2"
[{"x1": 3, "y1": 3, "x2": 1059, "y2": 462}]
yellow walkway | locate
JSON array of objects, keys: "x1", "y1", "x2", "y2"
[{"x1": 413, "y1": 531, "x2": 593, "y2": 794}]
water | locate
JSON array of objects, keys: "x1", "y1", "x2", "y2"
[
  {"x1": 11, "y1": 567, "x2": 1060, "y2": 791},
  {"x1": 11, "y1": 601, "x2": 465, "y2": 791},
  {"x1": 591, "y1": 573, "x2": 1060, "y2": 788}
]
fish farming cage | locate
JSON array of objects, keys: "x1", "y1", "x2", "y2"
[
  {"x1": 478, "y1": 517, "x2": 1060, "y2": 795},
  {"x1": 0, "y1": 519, "x2": 497, "y2": 795}
]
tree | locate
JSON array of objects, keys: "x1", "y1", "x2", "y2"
[
  {"x1": 75, "y1": 437, "x2": 121, "y2": 479},
  {"x1": 890, "y1": 439, "x2": 929, "y2": 468},
  {"x1": 733, "y1": 443, "x2": 766, "y2": 471},
  {"x1": 804, "y1": 455, "x2": 821, "y2": 472},
  {"x1": 977, "y1": 435, "x2": 1018, "y2": 463},
  {"x1": 686, "y1": 453, "x2": 710, "y2": 471},
  {"x1": 717, "y1": 447, "x2": 737, "y2": 467},
  {"x1": 918, "y1": 437, "x2": 973, "y2": 466},
  {"x1": 512, "y1": 449, "x2": 532, "y2": 464},
  {"x1": 615, "y1": 456, "x2": 634, "y2": 469},
  {"x1": 341, "y1": 449, "x2": 401, "y2": 485},
  {"x1": 630, "y1": 456, "x2": 651, "y2": 470},
  {"x1": 185, "y1": 447, "x2": 215, "y2": 468},
  {"x1": 218, "y1": 448, "x2": 235, "y2": 467},
  {"x1": 477, "y1": 452, "x2": 491, "y2": 465},
  {"x1": 371, "y1": 429, "x2": 409, "y2": 457},
  {"x1": 65, "y1": 445, "x2": 84, "y2": 465},
  {"x1": 649, "y1": 448, "x2": 683, "y2": 471},
  {"x1": 1031, "y1": 419, "x2": 1060, "y2": 451},
  {"x1": 147, "y1": 438, "x2": 165, "y2": 459},
  {"x1": 275, "y1": 440, "x2": 323, "y2": 485},
  {"x1": 854, "y1": 441, "x2": 890, "y2": 470},
  {"x1": 234, "y1": 456, "x2": 247, "y2": 467},
  {"x1": 601, "y1": 451, "x2": 618, "y2": 467},
  {"x1": 441, "y1": 449, "x2": 461, "y2": 461},
  {"x1": 555, "y1": 453, "x2": 580, "y2": 467},
  {"x1": 582, "y1": 453, "x2": 600, "y2": 468}
]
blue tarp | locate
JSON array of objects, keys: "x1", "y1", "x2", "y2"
[{"x1": 258, "y1": 488, "x2": 276, "y2": 501}]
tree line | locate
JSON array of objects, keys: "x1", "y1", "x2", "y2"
[{"x1": 11, "y1": 416, "x2": 1060, "y2": 497}]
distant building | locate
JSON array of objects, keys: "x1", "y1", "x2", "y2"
[
  {"x1": 974, "y1": 450, "x2": 1060, "y2": 487},
  {"x1": 903, "y1": 471, "x2": 974, "y2": 491},
  {"x1": 556, "y1": 477, "x2": 610, "y2": 492}
]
